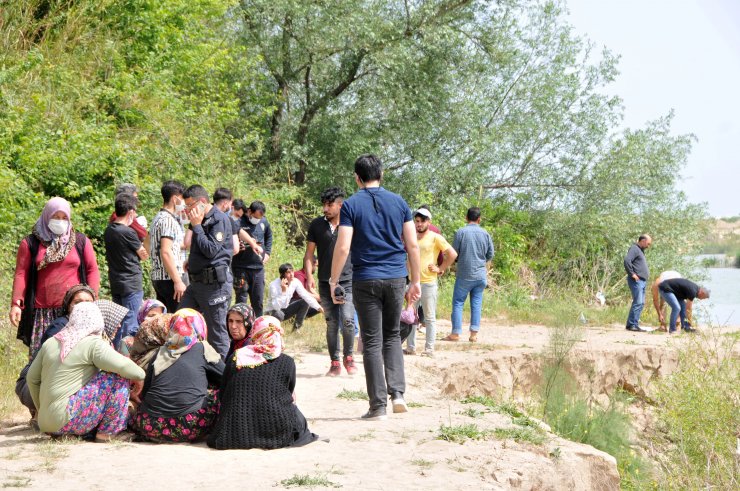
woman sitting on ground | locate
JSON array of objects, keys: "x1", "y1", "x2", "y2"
[
  {"x1": 208, "y1": 314, "x2": 318, "y2": 450},
  {"x1": 127, "y1": 313, "x2": 174, "y2": 370},
  {"x1": 120, "y1": 299, "x2": 168, "y2": 358},
  {"x1": 130, "y1": 309, "x2": 224, "y2": 443},
  {"x1": 15, "y1": 284, "x2": 97, "y2": 417},
  {"x1": 27, "y1": 302, "x2": 145, "y2": 442}
]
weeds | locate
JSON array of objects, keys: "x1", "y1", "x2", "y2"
[
  {"x1": 280, "y1": 474, "x2": 341, "y2": 488},
  {"x1": 437, "y1": 424, "x2": 490, "y2": 444},
  {"x1": 410, "y1": 458, "x2": 434, "y2": 469},
  {"x1": 2, "y1": 476, "x2": 31, "y2": 488},
  {"x1": 407, "y1": 402, "x2": 426, "y2": 408},
  {"x1": 493, "y1": 427, "x2": 546, "y2": 445},
  {"x1": 460, "y1": 407, "x2": 484, "y2": 419},
  {"x1": 349, "y1": 431, "x2": 375, "y2": 442},
  {"x1": 336, "y1": 389, "x2": 368, "y2": 401}
]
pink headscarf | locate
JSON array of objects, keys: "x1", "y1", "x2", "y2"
[
  {"x1": 234, "y1": 315, "x2": 284, "y2": 369},
  {"x1": 54, "y1": 302, "x2": 104, "y2": 362},
  {"x1": 34, "y1": 197, "x2": 72, "y2": 244}
]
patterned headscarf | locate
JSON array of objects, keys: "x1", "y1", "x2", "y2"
[
  {"x1": 227, "y1": 303, "x2": 256, "y2": 351},
  {"x1": 95, "y1": 299, "x2": 129, "y2": 342},
  {"x1": 129, "y1": 313, "x2": 174, "y2": 370},
  {"x1": 137, "y1": 299, "x2": 167, "y2": 325},
  {"x1": 54, "y1": 302, "x2": 104, "y2": 361},
  {"x1": 153, "y1": 309, "x2": 220, "y2": 376},
  {"x1": 33, "y1": 197, "x2": 75, "y2": 270},
  {"x1": 234, "y1": 315, "x2": 284, "y2": 370},
  {"x1": 62, "y1": 284, "x2": 97, "y2": 315}
]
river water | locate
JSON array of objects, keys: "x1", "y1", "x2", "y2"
[{"x1": 694, "y1": 267, "x2": 740, "y2": 326}]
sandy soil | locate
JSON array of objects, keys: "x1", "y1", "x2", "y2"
[{"x1": 1, "y1": 320, "x2": 737, "y2": 490}]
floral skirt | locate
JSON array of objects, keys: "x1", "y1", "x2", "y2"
[
  {"x1": 30, "y1": 306, "x2": 64, "y2": 358},
  {"x1": 131, "y1": 390, "x2": 220, "y2": 443},
  {"x1": 57, "y1": 371, "x2": 130, "y2": 436}
]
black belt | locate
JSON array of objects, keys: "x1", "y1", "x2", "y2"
[{"x1": 189, "y1": 266, "x2": 227, "y2": 284}]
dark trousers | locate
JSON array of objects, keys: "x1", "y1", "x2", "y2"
[
  {"x1": 180, "y1": 279, "x2": 231, "y2": 359},
  {"x1": 319, "y1": 281, "x2": 355, "y2": 361},
  {"x1": 353, "y1": 277, "x2": 406, "y2": 409},
  {"x1": 267, "y1": 299, "x2": 311, "y2": 329},
  {"x1": 152, "y1": 274, "x2": 187, "y2": 313},
  {"x1": 233, "y1": 267, "x2": 265, "y2": 317}
]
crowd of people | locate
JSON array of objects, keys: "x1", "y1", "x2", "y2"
[{"x1": 14, "y1": 152, "x2": 705, "y2": 448}]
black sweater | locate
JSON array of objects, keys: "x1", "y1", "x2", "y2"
[{"x1": 207, "y1": 354, "x2": 301, "y2": 450}]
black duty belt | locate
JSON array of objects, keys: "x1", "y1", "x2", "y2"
[{"x1": 189, "y1": 266, "x2": 227, "y2": 284}]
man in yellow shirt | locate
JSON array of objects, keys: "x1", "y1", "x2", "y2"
[{"x1": 406, "y1": 208, "x2": 457, "y2": 356}]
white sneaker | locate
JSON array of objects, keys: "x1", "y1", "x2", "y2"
[{"x1": 391, "y1": 395, "x2": 408, "y2": 413}]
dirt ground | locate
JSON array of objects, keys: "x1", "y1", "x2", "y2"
[{"x1": 1, "y1": 319, "x2": 737, "y2": 490}]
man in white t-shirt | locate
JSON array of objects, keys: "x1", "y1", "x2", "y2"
[
  {"x1": 651, "y1": 271, "x2": 693, "y2": 331},
  {"x1": 266, "y1": 263, "x2": 323, "y2": 331}
]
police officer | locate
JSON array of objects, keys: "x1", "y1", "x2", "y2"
[{"x1": 179, "y1": 184, "x2": 232, "y2": 359}]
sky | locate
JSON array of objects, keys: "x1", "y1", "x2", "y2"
[{"x1": 566, "y1": 0, "x2": 740, "y2": 217}]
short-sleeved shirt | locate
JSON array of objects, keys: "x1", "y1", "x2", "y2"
[
  {"x1": 232, "y1": 217, "x2": 272, "y2": 270},
  {"x1": 150, "y1": 209, "x2": 184, "y2": 282},
  {"x1": 104, "y1": 222, "x2": 143, "y2": 295},
  {"x1": 659, "y1": 278, "x2": 700, "y2": 301},
  {"x1": 188, "y1": 207, "x2": 233, "y2": 275},
  {"x1": 306, "y1": 216, "x2": 352, "y2": 283},
  {"x1": 339, "y1": 187, "x2": 412, "y2": 281},
  {"x1": 417, "y1": 231, "x2": 451, "y2": 284}
]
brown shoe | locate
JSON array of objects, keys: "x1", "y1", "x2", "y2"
[
  {"x1": 469, "y1": 331, "x2": 478, "y2": 342},
  {"x1": 403, "y1": 348, "x2": 416, "y2": 355},
  {"x1": 442, "y1": 334, "x2": 460, "y2": 342}
]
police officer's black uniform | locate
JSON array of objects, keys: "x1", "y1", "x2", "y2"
[{"x1": 179, "y1": 206, "x2": 233, "y2": 358}]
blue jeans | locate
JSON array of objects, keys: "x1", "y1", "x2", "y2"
[
  {"x1": 112, "y1": 290, "x2": 144, "y2": 348},
  {"x1": 659, "y1": 290, "x2": 687, "y2": 332},
  {"x1": 626, "y1": 277, "x2": 646, "y2": 328},
  {"x1": 451, "y1": 278, "x2": 487, "y2": 334}
]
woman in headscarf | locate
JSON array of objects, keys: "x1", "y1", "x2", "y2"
[
  {"x1": 130, "y1": 309, "x2": 224, "y2": 443},
  {"x1": 15, "y1": 284, "x2": 97, "y2": 417},
  {"x1": 10, "y1": 197, "x2": 100, "y2": 357},
  {"x1": 120, "y1": 299, "x2": 168, "y2": 358},
  {"x1": 127, "y1": 314, "x2": 174, "y2": 370},
  {"x1": 26, "y1": 302, "x2": 145, "y2": 442},
  {"x1": 208, "y1": 315, "x2": 318, "y2": 450},
  {"x1": 225, "y1": 303, "x2": 256, "y2": 359}
]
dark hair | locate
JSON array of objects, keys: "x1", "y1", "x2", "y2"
[
  {"x1": 354, "y1": 154, "x2": 383, "y2": 182},
  {"x1": 114, "y1": 183, "x2": 137, "y2": 197},
  {"x1": 466, "y1": 207, "x2": 481, "y2": 222},
  {"x1": 161, "y1": 180, "x2": 185, "y2": 203},
  {"x1": 414, "y1": 212, "x2": 430, "y2": 221},
  {"x1": 638, "y1": 234, "x2": 649, "y2": 242},
  {"x1": 213, "y1": 187, "x2": 232, "y2": 203},
  {"x1": 62, "y1": 284, "x2": 96, "y2": 315},
  {"x1": 320, "y1": 187, "x2": 345, "y2": 204},
  {"x1": 184, "y1": 184, "x2": 209, "y2": 201},
  {"x1": 114, "y1": 193, "x2": 138, "y2": 216},
  {"x1": 279, "y1": 263, "x2": 294, "y2": 278},
  {"x1": 232, "y1": 199, "x2": 247, "y2": 213},
  {"x1": 249, "y1": 200, "x2": 266, "y2": 214}
]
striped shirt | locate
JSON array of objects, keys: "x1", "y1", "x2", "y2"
[{"x1": 149, "y1": 209, "x2": 184, "y2": 281}]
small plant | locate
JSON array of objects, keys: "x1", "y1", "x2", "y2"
[
  {"x1": 460, "y1": 395, "x2": 496, "y2": 407},
  {"x1": 2, "y1": 476, "x2": 32, "y2": 489},
  {"x1": 336, "y1": 389, "x2": 368, "y2": 401},
  {"x1": 280, "y1": 474, "x2": 341, "y2": 488},
  {"x1": 437, "y1": 424, "x2": 490, "y2": 444},
  {"x1": 460, "y1": 407, "x2": 484, "y2": 419},
  {"x1": 407, "y1": 402, "x2": 425, "y2": 408},
  {"x1": 549, "y1": 446, "x2": 562, "y2": 460},
  {"x1": 349, "y1": 431, "x2": 375, "y2": 442},
  {"x1": 493, "y1": 427, "x2": 546, "y2": 445},
  {"x1": 410, "y1": 458, "x2": 434, "y2": 469}
]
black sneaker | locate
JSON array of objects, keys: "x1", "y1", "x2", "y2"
[
  {"x1": 626, "y1": 325, "x2": 645, "y2": 332},
  {"x1": 683, "y1": 326, "x2": 696, "y2": 333},
  {"x1": 360, "y1": 407, "x2": 387, "y2": 421}
]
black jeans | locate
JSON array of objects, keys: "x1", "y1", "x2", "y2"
[
  {"x1": 319, "y1": 281, "x2": 355, "y2": 361},
  {"x1": 267, "y1": 299, "x2": 311, "y2": 329},
  {"x1": 233, "y1": 267, "x2": 265, "y2": 317},
  {"x1": 353, "y1": 277, "x2": 406, "y2": 409},
  {"x1": 152, "y1": 273, "x2": 187, "y2": 313}
]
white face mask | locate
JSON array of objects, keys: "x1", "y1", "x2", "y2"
[
  {"x1": 174, "y1": 198, "x2": 186, "y2": 213},
  {"x1": 249, "y1": 216, "x2": 261, "y2": 225},
  {"x1": 48, "y1": 219, "x2": 69, "y2": 236}
]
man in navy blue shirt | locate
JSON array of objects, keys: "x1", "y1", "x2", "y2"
[
  {"x1": 330, "y1": 154, "x2": 421, "y2": 421},
  {"x1": 179, "y1": 185, "x2": 233, "y2": 359},
  {"x1": 232, "y1": 201, "x2": 272, "y2": 316}
]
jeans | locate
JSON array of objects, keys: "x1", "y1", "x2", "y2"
[
  {"x1": 233, "y1": 268, "x2": 265, "y2": 316},
  {"x1": 451, "y1": 278, "x2": 487, "y2": 334},
  {"x1": 152, "y1": 273, "x2": 187, "y2": 313},
  {"x1": 659, "y1": 290, "x2": 687, "y2": 332},
  {"x1": 267, "y1": 299, "x2": 311, "y2": 329},
  {"x1": 626, "y1": 276, "x2": 647, "y2": 328},
  {"x1": 319, "y1": 281, "x2": 355, "y2": 361},
  {"x1": 112, "y1": 290, "x2": 144, "y2": 348},
  {"x1": 353, "y1": 277, "x2": 406, "y2": 409},
  {"x1": 180, "y1": 279, "x2": 232, "y2": 359}
]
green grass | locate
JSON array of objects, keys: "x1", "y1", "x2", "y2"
[
  {"x1": 459, "y1": 407, "x2": 484, "y2": 418},
  {"x1": 280, "y1": 474, "x2": 341, "y2": 488},
  {"x1": 437, "y1": 423, "x2": 490, "y2": 444},
  {"x1": 336, "y1": 389, "x2": 368, "y2": 401},
  {"x1": 407, "y1": 402, "x2": 426, "y2": 408},
  {"x1": 410, "y1": 458, "x2": 434, "y2": 469},
  {"x1": 2, "y1": 476, "x2": 31, "y2": 489},
  {"x1": 0, "y1": 322, "x2": 27, "y2": 421},
  {"x1": 493, "y1": 427, "x2": 546, "y2": 445}
]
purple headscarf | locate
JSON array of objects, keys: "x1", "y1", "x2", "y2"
[
  {"x1": 137, "y1": 299, "x2": 167, "y2": 325},
  {"x1": 34, "y1": 197, "x2": 72, "y2": 245}
]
